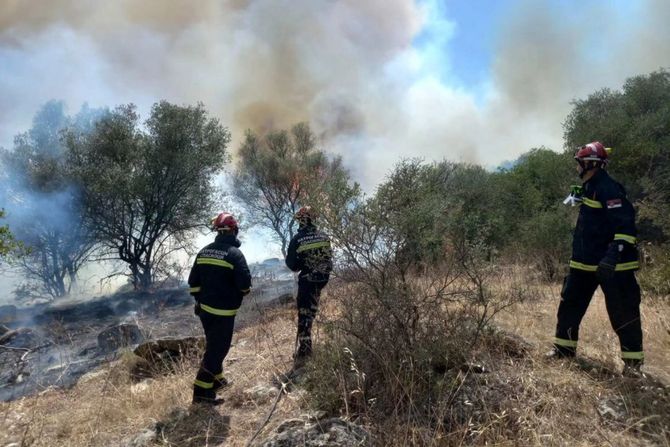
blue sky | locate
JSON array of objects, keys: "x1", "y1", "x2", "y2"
[{"x1": 414, "y1": 0, "x2": 513, "y2": 92}]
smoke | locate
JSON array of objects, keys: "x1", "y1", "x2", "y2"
[
  {"x1": 1, "y1": 0, "x2": 670, "y2": 192},
  {"x1": 0, "y1": 101, "x2": 106, "y2": 303}
]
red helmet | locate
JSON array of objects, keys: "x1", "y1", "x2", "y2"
[
  {"x1": 211, "y1": 212, "x2": 239, "y2": 232},
  {"x1": 574, "y1": 141, "x2": 609, "y2": 163},
  {"x1": 294, "y1": 206, "x2": 315, "y2": 222}
]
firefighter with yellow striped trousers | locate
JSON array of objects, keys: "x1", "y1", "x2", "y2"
[
  {"x1": 188, "y1": 212, "x2": 251, "y2": 404},
  {"x1": 549, "y1": 142, "x2": 643, "y2": 377},
  {"x1": 285, "y1": 206, "x2": 333, "y2": 367}
]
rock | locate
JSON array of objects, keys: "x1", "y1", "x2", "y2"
[
  {"x1": 258, "y1": 418, "x2": 370, "y2": 447},
  {"x1": 134, "y1": 337, "x2": 203, "y2": 361},
  {"x1": 597, "y1": 396, "x2": 628, "y2": 422},
  {"x1": 244, "y1": 384, "x2": 280, "y2": 402},
  {"x1": 97, "y1": 323, "x2": 145, "y2": 352},
  {"x1": 131, "y1": 380, "x2": 154, "y2": 395},
  {"x1": 121, "y1": 428, "x2": 157, "y2": 447},
  {"x1": 133, "y1": 337, "x2": 203, "y2": 375}
]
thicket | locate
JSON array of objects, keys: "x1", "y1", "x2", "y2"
[
  {"x1": 1, "y1": 70, "x2": 669, "y2": 299},
  {"x1": 296, "y1": 70, "x2": 670, "y2": 442}
]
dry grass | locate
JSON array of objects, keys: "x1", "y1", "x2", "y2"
[
  {"x1": 487, "y1": 265, "x2": 670, "y2": 447},
  {"x1": 1, "y1": 268, "x2": 668, "y2": 446},
  {"x1": 0, "y1": 304, "x2": 312, "y2": 447},
  {"x1": 494, "y1": 265, "x2": 670, "y2": 384}
]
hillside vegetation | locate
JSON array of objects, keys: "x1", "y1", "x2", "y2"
[{"x1": 1, "y1": 69, "x2": 669, "y2": 446}]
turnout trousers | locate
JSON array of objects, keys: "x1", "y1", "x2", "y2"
[
  {"x1": 553, "y1": 269, "x2": 643, "y2": 364},
  {"x1": 296, "y1": 279, "x2": 327, "y2": 359},
  {"x1": 193, "y1": 312, "x2": 235, "y2": 401}
]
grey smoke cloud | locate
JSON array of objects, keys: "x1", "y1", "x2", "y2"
[{"x1": 1, "y1": 0, "x2": 669, "y2": 192}]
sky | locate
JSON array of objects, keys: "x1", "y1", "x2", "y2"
[{"x1": 1, "y1": 0, "x2": 670, "y2": 267}]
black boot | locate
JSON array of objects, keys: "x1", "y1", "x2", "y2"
[
  {"x1": 622, "y1": 359, "x2": 644, "y2": 379},
  {"x1": 544, "y1": 346, "x2": 576, "y2": 360},
  {"x1": 213, "y1": 375, "x2": 230, "y2": 392},
  {"x1": 192, "y1": 390, "x2": 225, "y2": 406}
]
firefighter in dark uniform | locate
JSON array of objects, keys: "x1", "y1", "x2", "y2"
[
  {"x1": 285, "y1": 206, "x2": 333, "y2": 367},
  {"x1": 548, "y1": 142, "x2": 643, "y2": 377},
  {"x1": 188, "y1": 212, "x2": 252, "y2": 404}
]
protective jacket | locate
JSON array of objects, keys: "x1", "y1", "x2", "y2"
[
  {"x1": 286, "y1": 225, "x2": 333, "y2": 283},
  {"x1": 570, "y1": 169, "x2": 639, "y2": 272},
  {"x1": 188, "y1": 234, "x2": 252, "y2": 315}
]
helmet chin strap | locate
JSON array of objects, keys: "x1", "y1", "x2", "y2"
[{"x1": 577, "y1": 160, "x2": 601, "y2": 179}]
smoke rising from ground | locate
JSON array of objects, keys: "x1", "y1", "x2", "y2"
[{"x1": 1, "y1": 0, "x2": 669, "y2": 190}]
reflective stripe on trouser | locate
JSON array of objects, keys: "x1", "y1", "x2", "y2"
[
  {"x1": 296, "y1": 279, "x2": 326, "y2": 358},
  {"x1": 555, "y1": 269, "x2": 643, "y2": 358},
  {"x1": 621, "y1": 351, "x2": 644, "y2": 360},
  {"x1": 193, "y1": 312, "x2": 236, "y2": 400}
]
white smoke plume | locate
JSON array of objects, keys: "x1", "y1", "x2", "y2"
[{"x1": 1, "y1": 0, "x2": 669, "y2": 191}]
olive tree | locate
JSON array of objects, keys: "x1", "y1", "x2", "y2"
[
  {"x1": 233, "y1": 123, "x2": 358, "y2": 256},
  {"x1": 66, "y1": 101, "x2": 230, "y2": 290}
]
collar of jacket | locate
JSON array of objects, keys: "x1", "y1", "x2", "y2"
[
  {"x1": 215, "y1": 233, "x2": 241, "y2": 247},
  {"x1": 297, "y1": 224, "x2": 317, "y2": 235},
  {"x1": 584, "y1": 168, "x2": 608, "y2": 188}
]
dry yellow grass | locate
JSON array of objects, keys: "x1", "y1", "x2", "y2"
[
  {"x1": 0, "y1": 305, "x2": 312, "y2": 447},
  {"x1": 487, "y1": 266, "x2": 670, "y2": 446},
  {"x1": 494, "y1": 266, "x2": 670, "y2": 384},
  {"x1": 0, "y1": 269, "x2": 668, "y2": 446}
]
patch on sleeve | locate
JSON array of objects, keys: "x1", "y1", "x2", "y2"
[{"x1": 606, "y1": 199, "x2": 623, "y2": 209}]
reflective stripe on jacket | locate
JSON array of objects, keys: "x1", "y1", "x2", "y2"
[
  {"x1": 285, "y1": 225, "x2": 333, "y2": 283},
  {"x1": 570, "y1": 169, "x2": 639, "y2": 271},
  {"x1": 188, "y1": 234, "x2": 252, "y2": 314}
]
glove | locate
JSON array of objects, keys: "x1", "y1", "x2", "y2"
[
  {"x1": 194, "y1": 302, "x2": 201, "y2": 316},
  {"x1": 596, "y1": 243, "x2": 621, "y2": 282}
]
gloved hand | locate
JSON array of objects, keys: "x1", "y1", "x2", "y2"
[
  {"x1": 597, "y1": 243, "x2": 621, "y2": 282},
  {"x1": 194, "y1": 302, "x2": 201, "y2": 316}
]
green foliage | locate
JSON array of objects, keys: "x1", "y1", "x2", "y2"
[
  {"x1": 364, "y1": 152, "x2": 574, "y2": 280},
  {"x1": 638, "y1": 244, "x2": 670, "y2": 297},
  {"x1": 233, "y1": 123, "x2": 358, "y2": 255},
  {"x1": 65, "y1": 101, "x2": 230, "y2": 289},
  {"x1": 515, "y1": 207, "x2": 573, "y2": 280},
  {"x1": 0, "y1": 209, "x2": 20, "y2": 261},
  {"x1": 564, "y1": 69, "x2": 670, "y2": 242}
]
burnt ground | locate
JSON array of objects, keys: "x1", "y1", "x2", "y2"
[{"x1": 0, "y1": 277, "x2": 293, "y2": 402}]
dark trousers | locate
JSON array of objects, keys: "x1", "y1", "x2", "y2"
[
  {"x1": 193, "y1": 313, "x2": 235, "y2": 399},
  {"x1": 554, "y1": 269, "x2": 643, "y2": 361},
  {"x1": 296, "y1": 280, "x2": 327, "y2": 358}
]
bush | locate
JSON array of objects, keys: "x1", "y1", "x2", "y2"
[
  {"x1": 305, "y1": 189, "x2": 528, "y2": 437},
  {"x1": 638, "y1": 244, "x2": 670, "y2": 298}
]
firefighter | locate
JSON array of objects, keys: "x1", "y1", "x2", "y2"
[
  {"x1": 285, "y1": 206, "x2": 333, "y2": 368},
  {"x1": 188, "y1": 212, "x2": 252, "y2": 405},
  {"x1": 548, "y1": 142, "x2": 643, "y2": 377}
]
